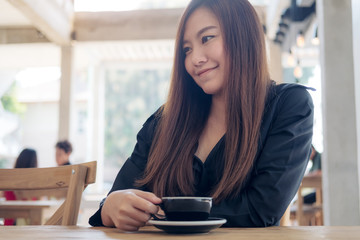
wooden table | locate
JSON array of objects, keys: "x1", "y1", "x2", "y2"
[
  {"x1": 0, "y1": 200, "x2": 62, "y2": 225},
  {"x1": 1, "y1": 225, "x2": 360, "y2": 240}
]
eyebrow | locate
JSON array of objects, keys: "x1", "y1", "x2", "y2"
[
  {"x1": 197, "y1": 25, "x2": 218, "y2": 37},
  {"x1": 183, "y1": 25, "x2": 218, "y2": 45}
]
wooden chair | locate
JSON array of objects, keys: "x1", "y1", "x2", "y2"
[
  {"x1": 290, "y1": 174, "x2": 323, "y2": 226},
  {"x1": 0, "y1": 161, "x2": 96, "y2": 225},
  {"x1": 280, "y1": 205, "x2": 291, "y2": 226}
]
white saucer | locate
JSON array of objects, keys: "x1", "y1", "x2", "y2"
[{"x1": 149, "y1": 217, "x2": 227, "y2": 234}]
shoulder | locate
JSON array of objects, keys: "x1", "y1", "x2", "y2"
[
  {"x1": 261, "y1": 82, "x2": 314, "y2": 133},
  {"x1": 142, "y1": 106, "x2": 163, "y2": 129},
  {"x1": 138, "y1": 106, "x2": 163, "y2": 141},
  {"x1": 266, "y1": 82, "x2": 314, "y2": 112},
  {"x1": 268, "y1": 82, "x2": 314, "y2": 99}
]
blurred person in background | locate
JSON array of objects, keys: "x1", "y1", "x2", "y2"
[
  {"x1": 55, "y1": 140, "x2": 73, "y2": 166},
  {"x1": 3, "y1": 148, "x2": 38, "y2": 225}
]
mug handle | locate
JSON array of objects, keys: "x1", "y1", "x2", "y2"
[
  {"x1": 151, "y1": 203, "x2": 166, "y2": 220},
  {"x1": 150, "y1": 213, "x2": 166, "y2": 220}
]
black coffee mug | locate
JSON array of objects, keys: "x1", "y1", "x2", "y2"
[{"x1": 155, "y1": 196, "x2": 212, "y2": 221}]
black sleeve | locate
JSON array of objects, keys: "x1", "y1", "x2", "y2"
[
  {"x1": 88, "y1": 113, "x2": 158, "y2": 226},
  {"x1": 210, "y1": 87, "x2": 314, "y2": 227}
]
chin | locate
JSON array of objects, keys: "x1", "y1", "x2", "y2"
[{"x1": 201, "y1": 88, "x2": 220, "y2": 96}]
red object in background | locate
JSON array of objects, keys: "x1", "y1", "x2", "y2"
[{"x1": 4, "y1": 191, "x2": 16, "y2": 225}]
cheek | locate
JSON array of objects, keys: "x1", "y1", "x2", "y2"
[{"x1": 184, "y1": 57, "x2": 192, "y2": 76}]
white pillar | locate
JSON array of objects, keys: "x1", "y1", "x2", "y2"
[
  {"x1": 58, "y1": 45, "x2": 73, "y2": 141},
  {"x1": 318, "y1": 0, "x2": 360, "y2": 225},
  {"x1": 87, "y1": 64, "x2": 104, "y2": 193},
  {"x1": 353, "y1": 0, "x2": 360, "y2": 220}
]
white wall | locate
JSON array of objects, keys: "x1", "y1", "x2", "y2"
[
  {"x1": 20, "y1": 101, "x2": 88, "y2": 167},
  {"x1": 20, "y1": 102, "x2": 58, "y2": 167}
]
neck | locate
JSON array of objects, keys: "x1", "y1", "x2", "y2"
[{"x1": 209, "y1": 94, "x2": 227, "y2": 129}]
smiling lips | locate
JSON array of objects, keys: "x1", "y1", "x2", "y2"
[{"x1": 196, "y1": 66, "x2": 217, "y2": 77}]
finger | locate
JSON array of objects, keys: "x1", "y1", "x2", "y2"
[
  {"x1": 113, "y1": 211, "x2": 147, "y2": 230},
  {"x1": 132, "y1": 189, "x2": 162, "y2": 204},
  {"x1": 121, "y1": 224, "x2": 140, "y2": 232},
  {"x1": 131, "y1": 196, "x2": 159, "y2": 215},
  {"x1": 124, "y1": 191, "x2": 160, "y2": 214},
  {"x1": 114, "y1": 221, "x2": 140, "y2": 232},
  {"x1": 119, "y1": 215, "x2": 146, "y2": 228},
  {"x1": 124, "y1": 206, "x2": 152, "y2": 223}
]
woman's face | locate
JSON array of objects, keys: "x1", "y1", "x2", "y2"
[{"x1": 183, "y1": 7, "x2": 227, "y2": 98}]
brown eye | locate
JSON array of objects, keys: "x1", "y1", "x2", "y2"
[
  {"x1": 201, "y1": 35, "x2": 214, "y2": 44},
  {"x1": 183, "y1": 47, "x2": 191, "y2": 54}
]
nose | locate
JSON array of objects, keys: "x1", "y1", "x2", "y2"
[{"x1": 191, "y1": 47, "x2": 207, "y2": 66}]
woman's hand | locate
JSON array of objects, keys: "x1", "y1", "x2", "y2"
[{"x1": 101, "y1": 189, "x2": 161, "y2": 231}]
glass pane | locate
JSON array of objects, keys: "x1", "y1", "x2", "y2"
[{"x1": 103, "y1": 62, "x2": 170, "y2": 186}]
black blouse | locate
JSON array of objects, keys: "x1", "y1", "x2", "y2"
[{"x1": 89, "y1": 83, "x2": 314, "y2": 227}]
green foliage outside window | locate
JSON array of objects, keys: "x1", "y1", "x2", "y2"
[
  {"x1": 0, "y1": 83, "x2": 26, "y2": 114},
  {"x1": 104, "y1": 66, "x2": 170, "y2": 171}
]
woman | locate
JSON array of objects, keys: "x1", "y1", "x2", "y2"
[
  {"x1": 13, "y1": 148, "x2": 38, "y2": 168},
  {"x1": 4, "y1": 148, "x2": 38, "y2": 225},
  {"x1": 90, "y1": 0, "x2": 313, "y2": 231}
]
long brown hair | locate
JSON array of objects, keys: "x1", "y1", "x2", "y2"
[{"x1": 137, "y1": 0, "x2": 270, "y2": 202}]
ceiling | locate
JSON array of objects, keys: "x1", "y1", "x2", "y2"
[
  {"x1": 0, "y1": 0, "x2": 318, "y2": 70},
  {"x1": 0, "y1": 0, "x2": 270, "y2": 27},
  {"x1": 0, "y1": 0, "x2": 31, "y2": 26}
]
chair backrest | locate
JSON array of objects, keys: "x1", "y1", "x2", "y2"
[
  {"x1": 13, "y1": 161, "x2": 97, "y2": 200},
  {"x1": 296, "y1": 174, "x2": 323, "y2": 225},
  {"x1": 0, "y1": 161, "x2": 97, "y2": 225},
  {"x1": 280, "y1": 205, "x2": 291, "y2": 226}
]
